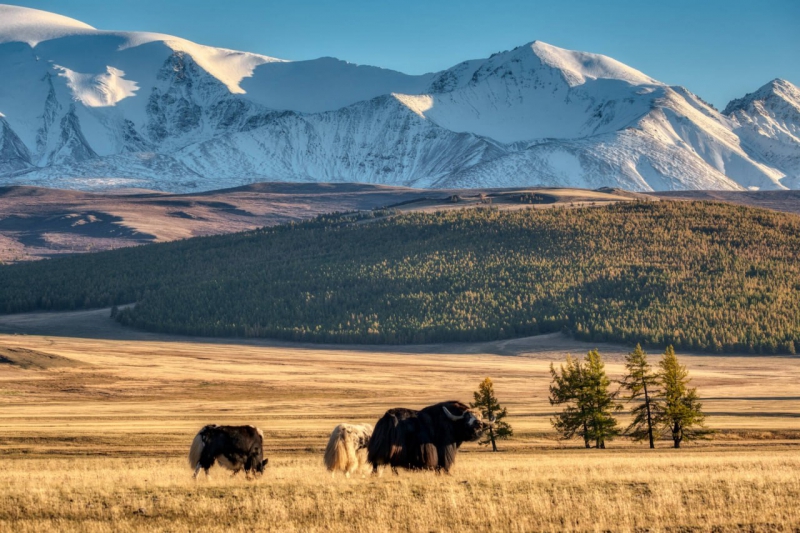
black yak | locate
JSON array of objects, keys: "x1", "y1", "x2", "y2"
[
  {"x1": 323, "y1": 423, "x2": 373, "y2": 477},
  {"x1": 188, "y1": 425, "x2": 268, "y2": 479},
  {"x1": 367, "y1": 401, "x2": 490, "y2": 474}
]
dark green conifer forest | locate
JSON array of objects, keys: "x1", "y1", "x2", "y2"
[{"x1": 1, "y1": 201, "x2": 798, "y2": 353}]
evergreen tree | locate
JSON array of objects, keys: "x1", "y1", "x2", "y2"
[
  {"x1": 656, "y1": 345, "x2": 710, "y2": 448},
  {"x1": 620, "y1": 343, "x2": 660, "y2": 448},
  {"x1": 470, "y1": 377, "x2": 513, "y2": 451},
  {"x1": 550, "y1": 350, "x2": 621, "y2": 448},
  {"x1": 583, "y1": 349, "x2": 622, "y2": 448},
  {"x1": 550, "y1": 355, "x2": 592, "y2": 448}
]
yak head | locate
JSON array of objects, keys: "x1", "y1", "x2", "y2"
[
  {"x1": 247, "y1": 455, "x2": 269, "y2": 476},
  {"x1": 249, "y1": 427, "x2": 269, "y2": 476},
  {"x1": 442, "y1": 404, "x2": 492, "y2": 442}
]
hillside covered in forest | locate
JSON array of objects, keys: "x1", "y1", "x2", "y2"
[{"x1": 0, "y1": 201, "x2": 798, "y2": 354}]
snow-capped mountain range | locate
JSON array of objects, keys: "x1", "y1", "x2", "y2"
[{"x1": 0, "y1": 5, "x2": 798, "y2": 192}]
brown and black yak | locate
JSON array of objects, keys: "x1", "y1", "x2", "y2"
[
  {"x1": 367, "y1": 401, "x2": 490, "y2": 474},
  {"x1": 189, "y1": 424, "x2": 268, "y2": 479}
]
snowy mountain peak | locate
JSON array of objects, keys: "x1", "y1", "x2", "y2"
[
  {"x1": 724, "y1": 78, "x2": 800, "y2": 115},
  {"x1": 528, "y1": 41, "x2": 659, "y2": 87},
  {"x1": 394, "y1": 40, "x2": 664, "y2": 144},
  {"x1": 0, "y1": 5, "x2": 95, "y2": 46},
  {"x1": 766, "y1": 78, "x2": 800, "y2": 93},
  {"x1": 0, "y1": 5, "x2": 797, "y2": 193},
  {"x1": 0, "y1": 4, "x2": 281, "y2": 95},
  {"x1": 723, "y1": 79, "x2": 800, "y2": 188},
  {"x1": 425, "y1": 41, "x2": 658, "y2": 95}
]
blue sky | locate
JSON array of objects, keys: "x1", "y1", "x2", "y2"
[{"x1": 12, "y1": 0, "x2": 800, "y2": 108}]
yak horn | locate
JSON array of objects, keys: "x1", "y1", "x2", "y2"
[{"x1": 442, "y1": 406, "x2": 464, "y2": 421}]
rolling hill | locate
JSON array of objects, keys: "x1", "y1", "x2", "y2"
[{"x1": 1, "y1": 201, "x2": 798, "y2": 354}]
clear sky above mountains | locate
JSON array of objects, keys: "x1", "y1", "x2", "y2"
[{"x1": 7, "y1": 0, "x2": 800, "y2": 109}]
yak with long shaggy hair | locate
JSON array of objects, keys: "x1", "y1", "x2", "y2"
[
  {"x1": 189, "y1": 424, "x2": 268, "y2": 479},
  {"x1": 323, "y1": 423, "x2": 373, "y2": 477},
  {"x1": 367, "y1": 401, "x2": 491, "y2": 474}
]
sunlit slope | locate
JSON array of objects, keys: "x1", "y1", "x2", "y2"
[{"x1": 1, "y1": 201, "x2": 799, "y2": 353}]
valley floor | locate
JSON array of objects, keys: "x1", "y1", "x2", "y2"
[
  {"x1": 3, "y1": 450, "x2": 799, "y2": 532},
  {"x1": 0, "y1": 310, "x2": 798, "y2": 530}
]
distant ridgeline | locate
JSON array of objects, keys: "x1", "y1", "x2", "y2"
[{"x1": 0, "y1": 202, "x2": 798, "y2": 354}]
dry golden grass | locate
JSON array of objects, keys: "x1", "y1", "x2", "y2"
[
  {"x1": 2, "y1": 451, "x2": 799, "y2": 532},
  {"x1": 0, "y1": 328, "x2": 799, "y2": 531}
]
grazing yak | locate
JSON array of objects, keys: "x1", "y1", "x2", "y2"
[
  {"x1": 189, "y1": 424, "x2": 268, "y2": 479},
  {"x1": 323, "y1": 423, "x2": 373, "y2": 477},
  {"x1": 367, "y1": 400, "x2": 490, "y2": 474}
]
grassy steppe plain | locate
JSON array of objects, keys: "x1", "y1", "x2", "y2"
[{"x1": 0, "y1": 325, "x2": 799, "y2": 532}]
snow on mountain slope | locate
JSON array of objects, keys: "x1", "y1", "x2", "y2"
[
  {"x1": 0, "y1": 7, "x2": 278, "y2": 161},
  {"x1": 0, "y1": 116, "x2": 32, "y2": 174},
  {"x1": 436, "y1": 127, "x2": 744, "y2": 191},
  {"x1": 175, "y1": 96, "x2": 507, "y2": 187},
  {"x1": 0, "y1": 6, "x2": 279, "y2": 93},
  {"x1": 0, "y1": 4, "x2": 797, "y2": 193},
  {"x1": 0, "y1": 4, "x2": 94, "y2": 46},
  {"x1": 241, "y1": 58, "x2": 433, "y2": 113},
  {"x1": 3, "y1": 151, "x2": 208, "y2": 191},
  {"x1": 639, "y1": 86, "x2": 785, "y2": 190},
  {"x1": 724, "y1": 79, "x2": 800, "y2": 188},
  {"x1": 56, "y1": 65, "x2": 139, "y2": 108}
]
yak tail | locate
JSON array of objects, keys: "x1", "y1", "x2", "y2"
[
  {"x1": 324, "y1": 425, "x2": 355, "y2": 472},
  {"x1": 367, "y1": 415, "x2": 397, "y2": 467},
  {"x1": 188, "y1": 432, "x2": 204, "y2": 469}
]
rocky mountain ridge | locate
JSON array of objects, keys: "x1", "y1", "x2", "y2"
[{"x1": 0, "y1": 5, "x2": 797, "y2": 192}]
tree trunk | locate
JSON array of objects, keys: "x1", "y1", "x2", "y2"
[
  {"x1": 643, "y1": 381, "x2": 654, "y2": 449},
  {"x1": 583, "y1": 420, "x2": 590, "y2": 448},
  {"x1": 673, "y1": 421, "x2": 681, "y2": 449},
  {"x1": 490, "y1": 428, "x2": 497, "y2": 452}
]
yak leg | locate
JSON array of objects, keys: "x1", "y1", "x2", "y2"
[
  {"x1": 197, "y1": 447, "x2": 219, "y2": 479},
  {"x1": 194, "y1": 456, "x2": 215, "y2": 479},
  {"x1": 436, "y1": 444, "x2": 454, "y2": 474}
]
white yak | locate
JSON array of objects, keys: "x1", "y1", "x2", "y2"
[{"x1": 323, "y1": 423, "x2": 373, "y2": 477}]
